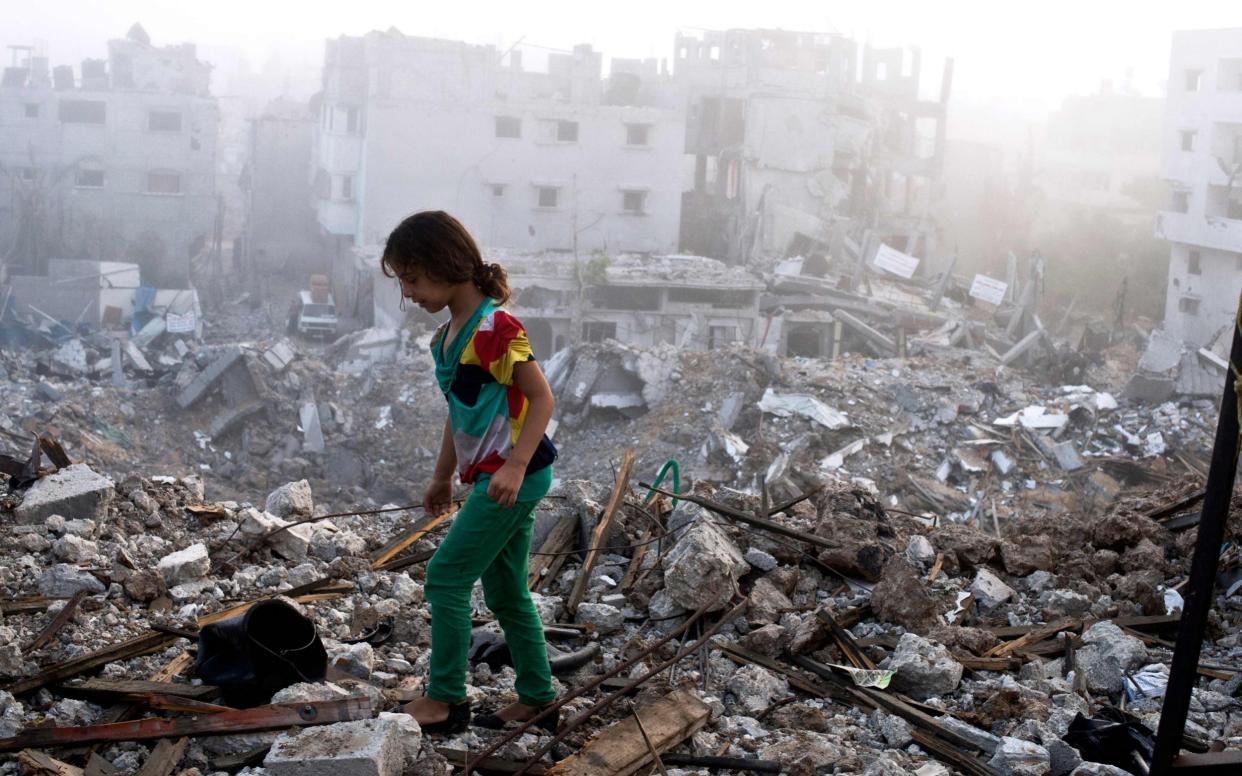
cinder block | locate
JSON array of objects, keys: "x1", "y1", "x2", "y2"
[{"x1": 264, "y1": 718, "x2": 401, "y2": 776}]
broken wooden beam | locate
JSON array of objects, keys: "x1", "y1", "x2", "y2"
[
  {"x1": 984, "y1": 618, "x2": 1080, "y2": 658},
  {"x1": 3, "y1": 631, "x2": 179, "y2": 696},
  {"x1": 134, "y1": 738, "x2": 187, "y2": 776},
  {"x1": 370, "y1": 509, "x2": 456, "y2": 569},
  {"x1": 0, "y1": 698, "x2": 372, "y2": 751},
  {"x1": 56, "y1": 679, "x2": 219, "y2": 702},
  {"x1": 528, "y1": 514, "x2": 578, "y2": 590},
  {"x1": 566, "y1": 450, "x2": 634, "y2": 617},
  {"x1": 640, "y1": 484, "x2": 834, "y2": 551},
  {"x1": 545, "y1": 690, "x2": 709, "y2": 776},
  {"x1": 17, "y1": 750, "x2": 83, "y2": 776},
  {"x1": 26, "y1": 590, "x2": 87, "y2": 652}
]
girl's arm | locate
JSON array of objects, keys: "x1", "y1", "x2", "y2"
[
  {"x1": 487, "y1": 360, "x2": 554, "y2": 507},
  {"x1": 424, "y1": 419, "x2": 456, "y2": 516}
]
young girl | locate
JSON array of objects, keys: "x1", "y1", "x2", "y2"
[{"x1": 381, "y1": 211, "x2": 559, "y2": 734}]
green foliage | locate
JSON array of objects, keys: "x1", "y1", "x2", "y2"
[{"x1": 581, "y1": 252, "x2": 611, "y2": 286}]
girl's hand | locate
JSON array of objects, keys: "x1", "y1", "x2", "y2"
[
  {"x1": 423, "y1": 476, "x2": 453, "y2": 517},
  {"x1": 487, "y1": 462, "x2": 525, "y2": 508}
]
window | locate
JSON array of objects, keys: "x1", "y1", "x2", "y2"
[
  {"x1": 536, "y1": 186, "x2": 559, "y2": 208},
  {"x1": 583, "y1": 321, "x2": 617, "y2": 343},
  {"x1": 1181, "y1": 130, "x2": 1196, "y2": 152},
  {"x1": 557, "y1": 120, "x2": 579, "y2": 142},
  {"x1": 1179, "y1": 297, "x2": 1200, "y2": 315},
  {"x1": 24, "y1": 103, "x2": 39, "y2": 118},
  {"x1": 626, "y1": 123, "x2": 650, "y2": 146},
  {"x1": 59, "y1": 99, "x2": 106, "y2": 124},
  {"x1": 1186, "y1": 69, "x2": 1203, "y2": 92},
  {"x1": 622, "y1": 190, "x2": 647, "y2": 214},
  {"x1": 495, "y1": 116, "x2": 521, "y2": 138},
  {"x1": 340, "y1": 174, "x2": 354, "y2": 201},
  {"x1": 1188, "y1": 251, "x2": 1202, "y2": 275},
  {"x1": 146, "y1": 171, "x2": 182, "y2": 194},
  {"x1": 709, "y1": 325, "x2": 739, "y2": 349},
  {"x1": 148, "y1": 110, "x2": 182, "y2": 132},
  {"x1": 1171, "y1": 191, "x2": 1190, "y2": 213},
  {"x1": 345, "y1": 107, "x2": 359, "y2": 134},
  {"x1": 491, "y1": 183, "x2": 506, "y2": 197},
  {"x1": 75, "y1": 162, "x2": 104, "y2": 188}
]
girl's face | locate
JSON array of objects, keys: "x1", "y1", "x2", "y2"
[{"x1": 397, "y1": 266, "x2": 456, "y2": 314}]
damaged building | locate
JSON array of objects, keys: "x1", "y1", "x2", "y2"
[
  {"x1": 311, "y1": 30, "x2": 685, "y2": 258},
  {"x1": 0, "y1": 24, "x2": 220, "y2": 285},
  {"x1": 675, "y1": 29, "x2": 952, "y2": 276},
  {"x1": 1156, "y1": 27, "x2": 1242, "y2": 348}
]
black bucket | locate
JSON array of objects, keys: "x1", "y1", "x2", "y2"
[{"x1": 196, "y1": 598, "x2": 327, "y2": 707}]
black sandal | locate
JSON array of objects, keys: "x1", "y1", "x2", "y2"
[
  {"x1": 473, "y1": 702, "x2": 559, "y2": 733},
  {"x1": 415, "y1": 699, "x2": 472, "y2": 735}
]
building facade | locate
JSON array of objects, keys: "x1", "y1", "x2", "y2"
[
  {"x1": 312, "y1": 30, "x2": 684, "y2": 257},
  {"x1": 1157, "y1": 28, "x2": 1242, "y2": 346},
  {"x1": 0, "y1": 26, "x2": 219, "y2": 285}
]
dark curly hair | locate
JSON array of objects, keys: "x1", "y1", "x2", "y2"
[{"x1": 381, "y1": 211, "x2": 510, "y2": 304}]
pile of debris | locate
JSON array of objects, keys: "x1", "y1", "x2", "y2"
[{"x1": 1, "y1": 430, "x2": 1240, "y2": 775}]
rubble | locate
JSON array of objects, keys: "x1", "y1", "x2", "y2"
[
  {"x1": 14, "y1": 464, "x2": 114, "y2": 524},
  {"x1": 264, "y1": 718, "x2": 403, "y2": 776},
  {"x1": 882, "y1": 633, "x2": 964, "y2": 700}
]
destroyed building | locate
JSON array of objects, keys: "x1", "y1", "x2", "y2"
[
  {"x1": 1156, "y1": 27, "x2": 1242, "y2": 348},
  {"x1": 676, "y1": 29, "x2": 952, "y2": 275},
  {"x1": 311, "y1": 30, "x2": 685, "y2": 259},
  {"x1": 0, "y1": 24, "x2": 220, "y2": 285}
]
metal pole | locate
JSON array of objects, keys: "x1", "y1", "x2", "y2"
[{"x1": 1150, "y1": 292, "x2": 1242, "y2": 774}]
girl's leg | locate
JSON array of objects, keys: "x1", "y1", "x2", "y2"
[
  {"x1": 479, "y1": 499, "x2": 555, "y2": 706},
  {"x1": 423, "y1": 491, "x2": 528, "y2": 704}
]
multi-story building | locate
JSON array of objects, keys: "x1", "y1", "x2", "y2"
[
  {"x1": 1156, "y1": 28, "x2": 1242, "y2": 346},
  {"x1": 1038, "y1": 84, "x2": 1163, "y2": 221},
  {"x1": 0, "y1": 25, "x2": 219, "y2": 284},
  {"x1": 676, "y1": 28, "x2": 952, "y2": 272},
  {"x1": 312, "y1": 30, "x2": 684, "y2": 258}
]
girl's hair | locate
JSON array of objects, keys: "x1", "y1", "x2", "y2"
[{"x1": 381, "y1": 210, "x2": 510, "y2": 304}]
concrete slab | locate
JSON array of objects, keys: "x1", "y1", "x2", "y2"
[
  {"x1": 15, "y1": 464, "x2": 115, "y2": 525},
  {"x1": 264, "y1": 718, "x2": 401, "y2": 776},
  {"x1": 176, "y1": 346, "x2": 243, "y2": 409},
  {"x1": 1138, "y1": 329, "x2": 1182, "y2": 374}
]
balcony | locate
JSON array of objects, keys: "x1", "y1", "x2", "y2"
[{"x1": 1156, "y1": 209, "x2": 1242, "y2": 252}]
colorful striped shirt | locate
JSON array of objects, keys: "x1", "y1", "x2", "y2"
[{"x1": 431, "y1": 298, "x2": 556, "y2": 496}]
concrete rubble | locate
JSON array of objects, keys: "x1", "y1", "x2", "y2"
[{"x1": 0, "y1": 270, "x2": 1240, "y2": 776}]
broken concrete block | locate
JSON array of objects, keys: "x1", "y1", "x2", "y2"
[
  {"x1": 157, "y1": 543, "x2": 210, "y2": 586},
  {"x1": 52, "y1": 535, "x2": 99, "y2": 563},
  {"x1": 726, "y1": 664, "x2": 788, "y2": 713},
  {"x1": 37, "y1": 564, "x2": 105, "y2": 597},
  {"x1": 176, "y1": 346, "x2": 244, "y2": 409},
  {"x1": 1068, "y1": 764, "x2": 1133, "y2": 776},
  {"x1": 375, "y1": 712, "x2": 421, "y2": 770},
  {"x1": 987, "y1": 737, "x2": 1050, "y2": 776},
  {"x1": 264, "y1": 717, "x2": 402, "y2": 776},
  {"x1": 905, "y1": 534, "x2": 936, "y2": 565},
  {"x1": 1076, "y1": 621, "x2": 1148, "y2": 695},
  {"x1": 1123, "y1": 373, "x2": 1175, "y2": 404},
  {"x1": 239, "y1": 508, "x2": 313, "y2": 560},
  {"x1": 124, "y1": 568, "x2": 167, "y2": 603},
  {"x1": 744, "y1": 547, "x2": 778, "y2": 572},
  {"x1": 15, "y1": 464, "x2": 115, "y2": 525},
  {"x1": 1051, "y1": 441, "x2": 1084, "y2": 472},
  {"x1": 969, "y1": 568, "x2": 1016, "y2": 611},
  {"x1": 872, "y1": 556, "x2": 941, "y2": 634},
  {"x1": 882, "y1": 633, "x2": 963, "y2": 700},
  {"x1": 662, "y1": 511, "x2": 750, "y2": 612},
  {"x1": 266, "y1": 479, "x2": 314, "y2": 519},
  {"x1": 300, "y1": 403, "x2": 326, "y2": 454},
  {"x1": 575, "y1": 602, "x2": 624, "y2": 634},
  {"x1": 327, "y1": 642, "x2": 374, "y2": 681}
]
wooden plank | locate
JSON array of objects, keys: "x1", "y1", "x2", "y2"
[
  {"x1": 528, "y1": 514, "x2": 578, "y2": 590},
  {"x1": 617, "y1": 526, "x2": 652, "y2": 594},
  {"x1": 3, "y1": 632, "x2": 178, "y2": 696},
  {"x1": 546, "y1": 689, "x2": 710, "y2": 776},
  {"x1": 566, "y1": 450, "x2": 634, "y2": 617},
  {"x1": 57, "y1": 680, "x2": 217, "y2": 701},
  {"x1": 985, "y1": 618, "x2": 1080, "y2": 658},
  {"x1": 196, "y1": 590, "x2": 348, "y2": 627},
  {"x1": 26, "y1": 590, "x2": 87, "y2": 652},
  {"x1": 149, "y1": 652, "x2": 194, "y2": 684},
  {"x1": 370, "y1": 510, "x2": 455, "y2": 569},
  {"x1": 134, "y1": 738, "x2": 187, "y2": 776},
  {"x1": 0, "y1": 698, "x2": 372, "y2": 751},
  {"x1": 17, "y1": 750, "x2": 83, "y2": 776}
]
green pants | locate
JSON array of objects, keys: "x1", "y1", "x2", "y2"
[{"x1": 424, "y1": 489, "x2": 555, "y2": 706}]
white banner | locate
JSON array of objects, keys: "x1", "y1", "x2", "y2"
[
  {"x1": 969, "y1": 274, "x2": 1008, "y2": 305},
  {"x1": 873, "y1": 244, "x2": 920, "y2": 279},
  {"x1": 166, "y1": 311, "x2": 197, "y2": 333}
]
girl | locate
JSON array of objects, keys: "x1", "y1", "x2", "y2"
[{"x1": 382, "y1": 211, "x2": 559, "y2": 734}]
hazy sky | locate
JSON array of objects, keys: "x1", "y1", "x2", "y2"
[{"x1": 7, "y1": 0, "x2": 1242, "y2": 147}]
